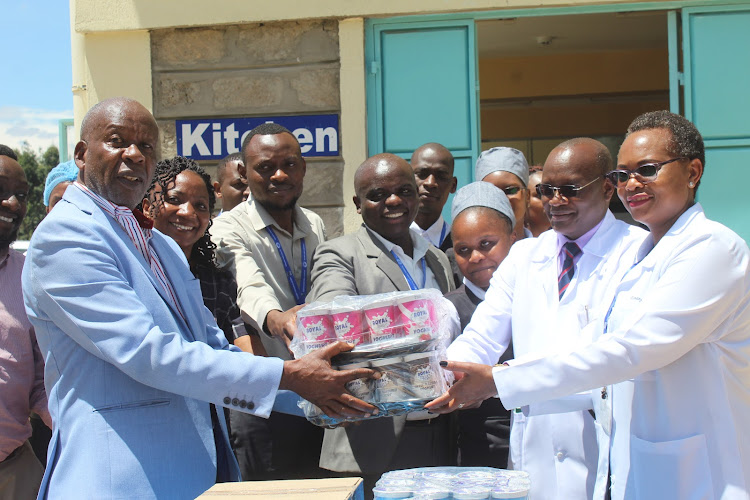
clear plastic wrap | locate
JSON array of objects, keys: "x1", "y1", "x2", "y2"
[
  {"x1": 373, "y1": 467, "x2": 531, "y2": 500},
  {"x1": 290, "y1": 289, "x2": 459, "y2": 426}
]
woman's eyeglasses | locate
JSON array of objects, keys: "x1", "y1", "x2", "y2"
[
  {"x1": 606, "y1": 157, "x2": 687, "y2": 187},
  {"x1": 535, "y1": 176, "x2": 602, "y2": 200}
]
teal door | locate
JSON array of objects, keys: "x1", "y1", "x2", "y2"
[
  {"x1": 678, "y1": 6, "x2": 750, "y2": 242},
  {"x1": 366, "y1": 19, "x2": 480, "y2": 222}
]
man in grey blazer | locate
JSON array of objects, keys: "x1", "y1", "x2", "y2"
[{"x1": 308, "y1": 153, "x2": 455, "y2": 498}]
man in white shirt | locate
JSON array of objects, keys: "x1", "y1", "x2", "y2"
[
  {"x1": 429, "y1": 138, "x2": 646, "y2": 500},
  {"x1": 211, "y1": 123, "x2": 328, "y2": 480},
  {"x1": 409, "y1": 143, "x2": 457, "y2": 253}
]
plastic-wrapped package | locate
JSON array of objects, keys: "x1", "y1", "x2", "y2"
[
  {"x1": 290, "y1": 289, "x2": 459, "y2": 426},
  {"x1": 373, "y1": 467, "x2": 531, "y2": 500}
]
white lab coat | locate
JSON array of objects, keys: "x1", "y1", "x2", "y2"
[
  {"x1": 448, "y1": 210, "x2": 646, "y2": 500},
  {"x1": 494, "y1": 204, "x2": 750, "y2": 500}
]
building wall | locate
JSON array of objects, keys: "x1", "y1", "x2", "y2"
[
  {"x1": 68, "y1": 0, "x2": 676, "y2": 235},
  {"x1": 150, "y1": 20, "x2": 346, "y2": 236}
]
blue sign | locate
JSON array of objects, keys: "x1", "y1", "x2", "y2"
[{"x1": 176, "y1": 114, "x2": 339, "y2": 160}]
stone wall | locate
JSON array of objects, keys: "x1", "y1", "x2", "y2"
[{"x1": 151, "y1": 19, "x2": 344, "y2": 236}]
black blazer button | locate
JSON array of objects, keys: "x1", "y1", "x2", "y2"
[
  {"x1": 239, "y1": 400, "x2": 247, "y2": 409},
  {"x1": 223, "y1": 397, "x2": 231, "y2": 405},
  {"x1": 232, "y1": 398, "x2": 240, "y2": 406},
  {"x1": 247, "y1": 401, "x2": 255, "y2": 410}
]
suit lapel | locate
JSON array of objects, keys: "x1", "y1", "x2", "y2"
[
  {"x1": 425, "y1": 249, "x2": 450, "y2": 293},
  {"x1": 151, "y1": 236, "x2": 206, "y2": 342},
  {"x1": 68, "y1": 187, "x2": 199, "y2": 340}
]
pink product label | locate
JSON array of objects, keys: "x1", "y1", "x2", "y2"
[
  {"x1": 398, "y1": 299, "x2": 436, "y2": 340},
  {"x1": 399, "y1": 298, "x2": 437, "y2": 325},
  {"x1": 332, "y1": 310, "x2": 365, "y2": 344},
  {"x1": 301, "y1": 338, "x2": 335, "y2": 354},
  {"x1": 364, "y1": 304, "x2": 400, "y2": 341},
  {"x1": 402, "y1": 321, "x2": 433, "y2": 341},
  {"x1": 298, "y1": 314, "x2": 335, "y2": 342}
]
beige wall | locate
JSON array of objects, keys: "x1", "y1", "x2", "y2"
[
  {"x1": 150, "y1": 19, "x2": 346, "y2": 236},
  {"x1": 480, "y1": 48, "x2": 669, "y2": 101},
  {"x1": 70, "y1": 0, "x2": 670, "y2": 234},
  {"x1": 73, "y1": 0, "x2": 666, "y2": 32},
  {"x1": 479, "y1": 48, "x2": 670, "y2": 140}
]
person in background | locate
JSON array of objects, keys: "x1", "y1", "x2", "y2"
[
  {"x1": 429, "y1": 138, "x2": 646, "y2": 500},
  {"x1": 444, "y1": 181, "x2": 516, "y2": 468},
  {"x1": 44, "y1": 160, "x2": 79, "y2": 213},
  {"x1": 211, "y1": 123, "x2": 328, "y2": 480},
  {"x1": 0, "y1": 153, "x2": 52, "y2": 499},
  {"x1": 476, "y1": 147, "x2": 533, "y2": 241},
  {"x1": 525, "y1": 165, "x2": 550, "y2": 237},
  {"x1": 141, "y1": 156, "x2": 276, "y2": 478},
  {"x1": 213, "y1": 152, "x2": 249, "y2": 214},
  {"x1": 409, "y1": 143, "x2": 457, "y2": 253},
  {"x1": 140, "y1": 156, "x2": 258, "y2": 352},
  {"x1": 309, "y1": 153, "x2": 456, "y2": 499},
  {"x1": 0, "y1": 145, "x2": 18, "y2": 161},
  {"x1": 409, "y1": 143, "x2": 461, "y2": 286},
  {"x1": 22, "y1": 97, "x2": 376, "y2": 498}
]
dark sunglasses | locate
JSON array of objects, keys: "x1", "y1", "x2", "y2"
[
  {"x1": 535, "y1": 176, "x2": 602, "y2": 200},
  {"x1": 502, "y1": 186, "x2": 525, "y2": 196},
  {"x1": 606, "y1": 157, "x2": 687, "y2": 186}
]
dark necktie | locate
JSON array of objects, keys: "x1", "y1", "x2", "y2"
[{"x1": 558, "y1": 241, "x2": 581, "y2": 300}]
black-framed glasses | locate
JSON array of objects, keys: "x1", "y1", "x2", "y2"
[
  {"x1": 535, "y1": 176, "x2": 602, "y2": 200},
  {"x1": 606, "y1": 157, "x2": 687, "y2": 186}
]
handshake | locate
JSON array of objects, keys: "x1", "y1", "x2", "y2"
[{"x1": 280, "y1": 345, "x2": 501, "y2": 419}]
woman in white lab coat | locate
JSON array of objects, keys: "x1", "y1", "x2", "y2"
[{"x1": 428, "y1": 111, "x2": 750, "y2": 500}]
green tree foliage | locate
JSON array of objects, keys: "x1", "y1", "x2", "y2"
[{"x1": 16, "y1": 144, "x2": 60, "y2": 241}]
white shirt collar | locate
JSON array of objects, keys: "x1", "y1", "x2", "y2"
[
  {"x1": 463, "y1": 277, "x2": 486, "y2": 301},
  {"x1": 410, "y1": 216, "x2": 448, "y2": 248},
  {"x1": 367, "y1": 226, "x2": 431, "y2": 263}
]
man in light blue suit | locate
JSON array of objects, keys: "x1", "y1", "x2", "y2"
[{"x1": 21, "y1": 97, "x2": 376, "y2": 499}]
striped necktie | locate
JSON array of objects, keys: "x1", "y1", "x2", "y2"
[{"x1": 558, "y1": 241, "x2": 581, "y2": 300}]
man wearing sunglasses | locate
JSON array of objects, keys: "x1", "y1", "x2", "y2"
[{"x1": 436, "y1": 138, "x2": 646, "y2": 500}]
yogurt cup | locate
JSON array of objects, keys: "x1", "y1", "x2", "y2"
[
  {"x1": 331, "y1": 305, "x2": 368, "y2": 346},
  {"x1": 453, "y1": 486, "x2": 491, "y2": 499},
  {"x1": 397, "y1": 294, "x2": 437, "y2": 341},
  {"x1": 491, "y1": 484, "x2": 530, "y2": 499},
  {"x1": 403, "y1": 352, "x2": 443, "y2": 399},
  {"x1": 340, "y1": 360, "x2": 375, "y2": 402},
  {"x1": 371, "y1": 356, "x2": 408, "y2": 403},
  {"x1": 297, "y1": 307, "x2": 336, "y2": 343},
  {"x1": 364, "y1": 298, "x2": 401, "y2": 344}
]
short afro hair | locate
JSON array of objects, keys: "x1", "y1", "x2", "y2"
[
  {"x1": 240, "y1": 123, "x2": 298, "y2": 163},
  {"x1": 0, "y1": 144, "x2": 18, "y2": 161},
  {"x1": 626, "y1": 111, "x2": 704, "y2": 189}
]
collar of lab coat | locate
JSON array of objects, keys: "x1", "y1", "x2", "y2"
[
  {"x1": 635, "y1": 202, "x2": 704, "y2": 264},
  {"x1": 529, "y1": 210, "x2": 617, "y2": 265}
]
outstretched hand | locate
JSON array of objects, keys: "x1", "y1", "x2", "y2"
[
  {"x1": 280, "y1": 341, "x2": 379, "y2": 420},
  {"x1": 266, "y1": 305, "x2": 305, "y2": 351},
  {"x1": 424, "y1": 360, "x2": 500, "y2": 414}
]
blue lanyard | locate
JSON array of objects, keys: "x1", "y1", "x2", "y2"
[
  {"x1": 390, "y1": 250, "x2": 427, "y2": 290},
  {"x1": 439, "y1": 221, "x2": 448, "y2": 247},
  {"x1": 266, "y1": 227, "x2": 307, "y2": 305}
]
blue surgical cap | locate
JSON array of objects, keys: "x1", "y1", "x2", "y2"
[{"x1": 44, "y1": 160, "x2": 79, "y2": 207}]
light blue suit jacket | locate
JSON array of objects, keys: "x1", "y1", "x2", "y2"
[{"x1": 22, "y1": 186, "x2": 284, "y2": 499}]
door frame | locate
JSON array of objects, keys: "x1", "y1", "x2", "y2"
[{"x1": 365, "y1": 0, "x2": 748, "y2": 158}]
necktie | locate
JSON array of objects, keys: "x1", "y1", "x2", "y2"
[{"x1": 558, "y1": 242, "x2": 581, "y2": 300}]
